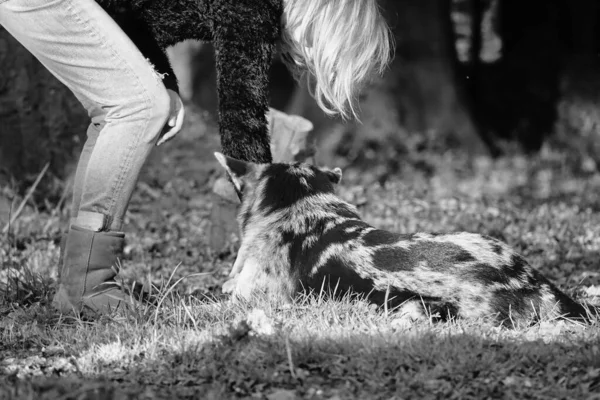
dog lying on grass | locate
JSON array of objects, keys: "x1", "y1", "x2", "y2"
[{"x1": 214, "y1": 152, "x2": 599, "y2": 327}]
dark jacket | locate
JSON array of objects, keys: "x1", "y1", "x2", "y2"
[{"x1": 99, "y1": 0, "x2": 282, "y2": 163}]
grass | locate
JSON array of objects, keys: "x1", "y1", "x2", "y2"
[
  {"x1": 1, "y1": 293, "x2": 599, "y2": 399},
  {"x1": 1, "y1": 112, "x2": 600, "y2": 398}
]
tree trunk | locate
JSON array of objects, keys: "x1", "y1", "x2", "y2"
[
  {"x1": 385, "y1": 0, "x2": 482, "y2": 145},
  {"x1": 554, "y1": 0, "x2": 600, "y2": 164},
  {"x1": 0, "y1": 27, "x2": 87, "y2": 194},
  {"x1": 469, "y1": 0, "x2": 569, "y2": 152}
]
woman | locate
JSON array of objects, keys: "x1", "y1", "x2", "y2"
[{"x1": 0, "y1": 0, "x2": 392, "y2": 314}]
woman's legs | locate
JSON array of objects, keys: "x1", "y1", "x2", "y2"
[
  {"x1": 0, "y1": 0, "x2": 170, "y2": 231},
  {"x1": 0, "y1": 0, "x2": 171, "y2": 313}
]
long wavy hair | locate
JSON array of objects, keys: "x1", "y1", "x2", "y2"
[{"x1": 280, "y1": 0, "x2": 393, "y2": 120}]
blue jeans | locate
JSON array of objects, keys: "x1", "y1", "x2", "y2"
[{"x1": 0, "y1": 0, "x2": 171, "y2": 231}]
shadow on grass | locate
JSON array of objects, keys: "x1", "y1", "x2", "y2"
[{"x1": 2, "y1": 318, "x2": 600, "y2": 400}]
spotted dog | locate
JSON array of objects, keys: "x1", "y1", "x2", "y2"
[{"x1": 214, "y1": 153, "x2": 598, "y2": 326}]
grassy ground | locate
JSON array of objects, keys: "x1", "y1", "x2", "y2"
[{"x1": 1, "y1": 106, "x2": 600, "y2": 399}]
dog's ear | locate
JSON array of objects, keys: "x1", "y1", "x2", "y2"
[
  {"x1": 214, "y1": 152, "x2": 255, "y2": 196},
  {"x1": 326, "y1": 167, "x2": 343, "y2": 185}
]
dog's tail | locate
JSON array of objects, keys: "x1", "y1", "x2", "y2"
[{"x1": 553, "y1": 285, "x2": 599, "y2": 323}]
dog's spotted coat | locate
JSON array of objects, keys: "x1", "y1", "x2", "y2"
[{"x1": 215, "y1": 153, "x2": 598, "y2": 326}]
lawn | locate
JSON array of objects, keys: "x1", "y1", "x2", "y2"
[{"x1": 1, "y1": 106, "x2": 600, "y2": 399}]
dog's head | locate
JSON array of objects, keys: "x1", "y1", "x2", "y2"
[{"x1": 214, "y1": 152, "x2": 342, "y2": 213}]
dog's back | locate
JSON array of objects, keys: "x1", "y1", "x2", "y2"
[{"x1": 215, "y1": 153, "x2": 597, "y2": 326}]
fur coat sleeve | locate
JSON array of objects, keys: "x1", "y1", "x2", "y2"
[{"x1": 98, "y1": 0, "x2": 282, "y2": 164}]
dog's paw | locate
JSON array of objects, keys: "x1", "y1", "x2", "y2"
[{"x1": 222, "y1": 277, "x2": 238, "y2": 294}]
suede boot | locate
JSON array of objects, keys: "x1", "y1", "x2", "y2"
[{"x1": 53, "y1": 225, "x2": 143, "y2": 314}]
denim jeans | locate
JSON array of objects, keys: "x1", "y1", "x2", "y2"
[{"x1": 0, "y1": 0, "x2": 171, "y2": 231}]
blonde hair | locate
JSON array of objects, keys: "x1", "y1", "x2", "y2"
[{"x1": 280, "y1": 0, "x2": 393, "y2": 120}]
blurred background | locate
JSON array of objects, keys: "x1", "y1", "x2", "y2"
[{"x1": 2, "y1": 0, "x2": 600, "y2": 203}]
